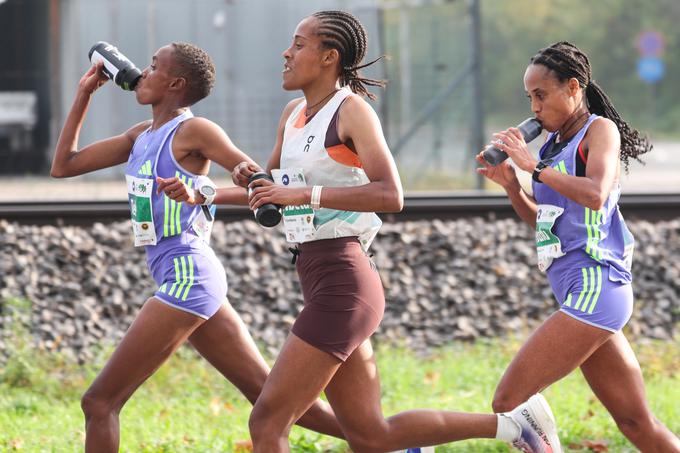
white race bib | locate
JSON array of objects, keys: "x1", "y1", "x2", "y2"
[
  {"x1": 126, "y1": 175, "x2": 157, "y2": 246},
  {"x1": 271, "y1": 168, "x2": 316, "y2": 243},
  {"x1": 536, "y1": 204, "x2": 565, "y2": 272}
]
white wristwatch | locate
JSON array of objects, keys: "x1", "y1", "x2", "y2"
[{"x1": 198, "y1": 184, "x2": 217, "y2": 205}]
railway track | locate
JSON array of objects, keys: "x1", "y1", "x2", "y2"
[{"x1": 1, "y1": 193, "x2": 679, "y2": 225}]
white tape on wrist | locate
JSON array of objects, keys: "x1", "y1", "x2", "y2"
[{"x1": 311, "y1": 185, "x2": 323, "y2": 210}]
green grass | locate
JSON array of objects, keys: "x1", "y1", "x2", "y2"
[{"x1": 0, "y1": 336, "x2": 678, "y2": 452}]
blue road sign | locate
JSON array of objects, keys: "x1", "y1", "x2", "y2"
[{"x1": 637, "y1": 57, "x2": 665, "y2": 84}]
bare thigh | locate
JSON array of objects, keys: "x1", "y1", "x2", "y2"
[
  {"x1": 188, "y1": 302, "x2": 270, "y2": 404},
  {"x1": 84, "y1": 298, "x2": 205, "y2": 408},
  {"x1": 493, "y1": 311, "x2": 612, "y2": 412},
  {"x1": 251, "y1": 333, "x2": 342, "y2": 427}
]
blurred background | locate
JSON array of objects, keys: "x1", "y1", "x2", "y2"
[{"x1": 1, "y1": 0, "x2": 678, "y2": 200}]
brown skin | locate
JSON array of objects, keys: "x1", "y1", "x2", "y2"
[
  {"x1": 234, "y1": 16, "x2": 404, "y2": 214},
  {"x1": 241, "y1": 17, "x2": 506, "y2": 453},
  {"x1": 52, "y1": 45, "x2": 251, "y2": 205},
  {"x1": 51, "y1": 44, "x2": 344, "y2": 453},
  {"x1": 476, "y1": 63, "x2": 680, "y2": 453}
]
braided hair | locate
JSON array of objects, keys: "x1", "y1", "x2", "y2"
[
  {"x1": 530, "y1": 41, "x2": 651, "y2": 171},
  {"x1": 312, "y1": 10, "x2": 386, "y2": 99}
]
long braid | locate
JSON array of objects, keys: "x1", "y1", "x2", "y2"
[
  {"x1": 312, "y1": 10, "x2": 386, "y2": 99},
  {"x1": 531, "y1": 41, "x2": 652, "y2": 171}
]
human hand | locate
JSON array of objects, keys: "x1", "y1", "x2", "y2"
[
  {"x1": 490, "y1": 127, "x2": 538, "y2": 173},
  {"x1": 248, "y1": 177, "x2": 306, "y2": 210},
  {"x1": 232, "y1": 161, "x2": 260, "y2": 188},
  {"x1": 78, "y1": 62, "x2": 109, "y2": 95},
  {"x1": 475, "y1": 151, "x2": 519, "y2": 189},
  {"x1": 156, "y1": 176, "x2": 201, "y2": 205}
]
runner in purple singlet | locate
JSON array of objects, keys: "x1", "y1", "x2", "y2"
[
  {"x1": 51, "y1": 42, "x2": 343, "y2": 452},
  {"x1": 476, "y1": 41, "x2": 679, "y2": 453}
]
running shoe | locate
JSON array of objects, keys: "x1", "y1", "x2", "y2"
[{"x1": 506, "y1": 393, "x2": 562, "y2": 453}]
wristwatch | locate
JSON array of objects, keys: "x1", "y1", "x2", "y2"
[
  {"x1": 532, "y1": 159, "x2": 553, "y2": 183},
  {"x1": 198, "y1": 184, "x2": 217, "y2": 205}
]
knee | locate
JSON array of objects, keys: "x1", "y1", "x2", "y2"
[
  {"x1": 344, "y1": 425, "x2": 389, "y2": 453},
  {"x1": 80, "y1": 389, "x2": 118, "y2": 421},
  {"x1": 614, "y1": 412, "x2": 658, "y2": 441},
  {"x1": 492, "y1": 387, "x2": 521, "y2": 414},
  {"x1": 248, "y1": 401, "x2": 287, "y2": 443}
]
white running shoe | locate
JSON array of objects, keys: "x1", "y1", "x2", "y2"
[{"x1": 505, "y1": 393, "x2": 562, "y2": 453}]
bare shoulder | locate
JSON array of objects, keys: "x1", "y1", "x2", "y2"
[
  {"x1": 181, "y1": 116, "x2": 222, "y2": 134},
  {"x1": 587, "y1": 116, "x2": 619, "y2": 138},
  {"x1": 124, "y1": 120, "x2": 152, "y2": 141},
  {"x1": 339, "y1": 94, "x2": 374, "y2": 117},
  {"x1": 177, "y1": 117, "x2": 231, "y2": 146},
  {"x1": 281, "y1": 97, "x2": 305, "y2": 119},
  {"x1": 338, "y1": 94, "x2": 379, "y2": 135}
]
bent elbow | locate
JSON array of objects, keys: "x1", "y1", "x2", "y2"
[
  {"x1": 583, "y1": 192, "x2": 607, "y2": 211},
  {"x1": 50, "y1": 166, "x2": 68, "y2": 178},
  {"x1": 385, "y1": 191, "x2": 404, "y2": 213},
  {"x1": 394, "y1": 194, "x2": 404, "y2": 212}
]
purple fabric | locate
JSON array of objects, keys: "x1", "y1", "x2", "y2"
[{"x1": 533, "y1": 114, "x2": 634, "y2": 283}]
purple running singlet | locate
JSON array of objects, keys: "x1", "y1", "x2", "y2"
[
  {"x1": 124, "y1": 110, "x2": 226, "y2": 319},
  {"x1": 532, "y1": 114, "x2": 635, "y2": 332}
]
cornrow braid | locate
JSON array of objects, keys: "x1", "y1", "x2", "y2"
[
  {"x1": 530, "y1": 41, "x2": 652, "y2": 172},
  {"x1": 312, "y1": 10, "x2": 386, "y2": 100}
]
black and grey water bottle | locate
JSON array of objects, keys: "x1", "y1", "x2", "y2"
[
  {"x1": 482, "y1": 118, "x2": 543, "y2": 166},
  {"x1": 88, "y1": 41, "x2": 142, "y2": 91},
  {"x1": 248, "y1": 172, "x2": 282, "y2": 227}
]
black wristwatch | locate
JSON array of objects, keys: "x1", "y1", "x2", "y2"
[{"x1": 532, "y1": 159, "x2": 553, "y2": 183}]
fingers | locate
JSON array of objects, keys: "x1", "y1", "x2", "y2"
[
  {"x1": 155, "y1": 176, "x2": 174, "y2": 193},
  {"x1": 248, "y1": 185, "x2": 273, "y2": 210},
  {"x1": 156, "y1": 177, "x2": 191, "y2": 202},
  {"x1": 247, "y1": 177, "x2": 274, "y2": 191},
  {"x1": 232, "y1": 162, "x2": 260, "y2": 187},
  {"x1": 84, "y1": 64, "x2": 99, "y2": 77},
  {"x1": 475, "y1": 152, "x2": 492, "y2": 168},
  {"x1": 507, "y1": 127, "x2": 524, "y2": 142}
]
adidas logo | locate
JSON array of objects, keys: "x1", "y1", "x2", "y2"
[{"x1": 138, "y1": 160, "x2": 153, "y2": 176}]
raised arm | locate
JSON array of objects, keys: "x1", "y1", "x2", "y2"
[
  {"x1": 51, "y1": 63, "x2": 147, "y2": 178},
  {"x1": 494, "y1": 117, "x2": 620, "y2": 212},
  {"x1": 475, "y1": 152, "x2": 538, "y2": 228},
  {"x1": 527, "y1": 118, "x2": 620, "y2": 210}
]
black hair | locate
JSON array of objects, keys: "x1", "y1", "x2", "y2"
[
  {"x1": 170, "y1": 42, "x2": 216, "y2": 106},
  {"x1": 530, "y1": 41, "x2": 652, "y2": 171},
  {"x1": 312, "y1": 10, "x2": 386, "y2": 100}
]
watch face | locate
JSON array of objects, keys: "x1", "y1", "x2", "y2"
[{"x1": 201, "y1": 186, "x2": 216, "y2": 196}]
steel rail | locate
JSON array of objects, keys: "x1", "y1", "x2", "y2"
[{"x1": 1, "y1": 193, "x2": 679, "y2": 225}]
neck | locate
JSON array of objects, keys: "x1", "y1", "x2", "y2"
[
  {"x1": 302, "y1": 81, "x2": 342, "y2": 116},
  {"x1": 151, "y1": 99, "x2": 187, "y2": 130},
  {"x1": 558, "y1": 106, "x2": 589, "y2": 142}
]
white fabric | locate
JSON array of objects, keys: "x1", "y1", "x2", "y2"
[{"x1": 280, "y1": 87, "x2": 382, "y2": 250}]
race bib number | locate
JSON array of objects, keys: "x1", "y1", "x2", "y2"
[
  {"x1": 126, "y1": 175, "x2": 157, "y2": 246},
  {"x1": 536, "y1": 204, "x2": 565, "y2": 272},
  {"x1": 271, "y1": 168, "x2": 316, "y2": 243}
]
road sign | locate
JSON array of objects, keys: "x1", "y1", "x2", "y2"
[
  {"x1": 636, "y1": 31, "x2": 665, "y2": 57},
  {"x1": 637, "y1": 57, "x2": 665, "y2": 84}
]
